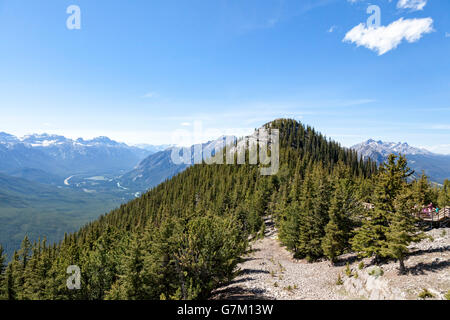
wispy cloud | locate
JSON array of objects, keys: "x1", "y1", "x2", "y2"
[
  {"x1": 343, "y1": 17, "x2": 434, "y2": 55},
  {"x1": 446, "y1": 32, "x2": 450, "y2": 38},
  {"x1": 328, "y1": 25, "x2": 337, "y2": 33},
  {"x1": 397, "y1": 0, "x2": 427, "y2": 11}
]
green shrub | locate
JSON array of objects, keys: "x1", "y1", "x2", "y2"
[
  {"x1": 444, "y1": 290, "x2": 450, "y2": 300},
  {"x1": 368, "y1": 267, "x2": 384, "y2": 278},
  {"x1": 345, "y1": 263, "x2": 352, "y2": 277},
  {"x1": 336, "y1": 274, "x2": 343, "y2": 285},
  {"x1": 418, "y1": 288, "x2": 434, "y2": 299},
  {"x1": 358, "y1": 261, "x2": 365, "y2": 270}
]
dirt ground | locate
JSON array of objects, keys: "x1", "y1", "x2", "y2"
[{"x1": 211, "y1": 217, "x2": 450, "y2": 300}]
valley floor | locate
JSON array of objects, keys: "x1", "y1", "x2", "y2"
[{"x1": 211, "y1": 217, "x2": 450, "y2": 300}]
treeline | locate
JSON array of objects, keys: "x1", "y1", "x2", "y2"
[{"x1": 2, "y1": 119, "x2": 445, "y2": 300}]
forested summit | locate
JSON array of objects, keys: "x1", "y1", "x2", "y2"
[{"x1": 0, "y1": 119, "x2": 384, "y2": 300}]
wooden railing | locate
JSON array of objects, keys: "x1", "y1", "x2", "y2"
[{"x1": 418, "y1": 207, "x2": 450, "y2": 222}]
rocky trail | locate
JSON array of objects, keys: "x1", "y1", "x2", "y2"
[{"x1": 211, "y1": 217, "x2": 450, "y2": 300}]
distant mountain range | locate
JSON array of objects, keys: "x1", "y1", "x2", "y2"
[
  {"x1": 120, "y1": 136, "x2": 237, "y2": 192},
  {"x1": 0, "y1": 132, "x2": 158, "y2": 184},
  {"x1": 0, "y1": 132, "x2": 170, "y2": 257},
  {"x1": 351, "y1": 139, "x2": 450, "y2": 183}
]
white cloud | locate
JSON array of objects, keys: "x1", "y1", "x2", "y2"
[
  {"x1": 446, "y1": 32, "x2": 450, "y2": 38},
  {"x1": 328, "y1": 25, "x2": 337, "y2": 33},
  {"x1": 397, "y1": 0, "x2": 427, "y2": 11},
  {"x1": 343, "y1": 17, "x2": 434, "y2": 55}
]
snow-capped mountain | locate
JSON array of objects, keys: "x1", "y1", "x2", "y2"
[
  {"x1": 0, "y1": 132, "x2": 163, "y2": 182},
  {"x1": 352, "y1": 139, "x2": 450, "y2": 183},
  {"x1": 0, "y1": 132, "x2": 20, "y2": 144},
  {"x1": 352, "y1": 139, "x2": 431, "y2": 160}
]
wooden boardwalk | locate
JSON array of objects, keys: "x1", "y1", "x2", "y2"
[
  {"x1": 362, "y1": 203, "x2": 450, "y2": 227},
  {"x1": 419, "y1": 207, "x2": 450, "y2": 222}
]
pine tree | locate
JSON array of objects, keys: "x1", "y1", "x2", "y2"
[
  {"x1": 5, "y1": 251, "x2": 20, "y2": 300},
  {"x1": 413, "y1": 173, "x2": 433, "y2": 207},
  {"x1": 322, "y1": 178, "x2": 356, "y2": 263},
  {"x1": 105, "y1": 233, "x2": 146, "y2": 300},
  {"x1": 437, "y1": 179, "x2": 450, "y2": 208},
  {"x1": 279, "y1": 201, "x2": 301, "y2": 254},
  {"x1": 351, "y1": 154, "x2": 413, "y2": 263},
  {"x1": 381, "y1": 185, "x2": 424, "y2": 274},
  {"x1": 296, "y1": 167, "x2": 329, "y2": 261},
  {"x1": 0, "y1": 245, "x2": 6, "y2": 299}
]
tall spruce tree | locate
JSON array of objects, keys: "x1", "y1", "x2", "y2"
[
  {"x1": 0, "y1": 245, "x2": 6, "y2": 299},
  {"x1": 413, "y1": 173, "x2": 433, "y2": 207},
  {"x1": 437, "y1": 179, "x2": 449, "y2": 208},
  {"x1": 322, "y1": 178, "x2": 357, "y2": 263},
  {"x1": 296, "y1": 166, "x2": 330, "y2": 261},
  {"x1": 381, "y1": 186, "x2": 424, "y2": 274},
  {"x1": 279, "y1": 201, "x2": 301, "y2": 254},
  {"x1": 351, "y1": 154, "x2": 413, "y2": 263}
]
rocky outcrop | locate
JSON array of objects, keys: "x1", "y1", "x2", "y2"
[{"x1": 344, "y1": 267, "x2": 405, "y2": 300}]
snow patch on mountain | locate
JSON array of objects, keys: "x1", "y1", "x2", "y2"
[{"x1": 352, "y1": 139, "x2": 433, "y2": 160}]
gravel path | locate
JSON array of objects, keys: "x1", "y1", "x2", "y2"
[
  {"x1": 211, "y1": 217, "x2": 350, "y2": 300},
  {"x1": 211, "y1": 217, "x2": 450, "y2": 300}
]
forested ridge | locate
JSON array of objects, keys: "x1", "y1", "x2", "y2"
[{"x1": 0, "y1": 119, "x2": 447, "y2": 300}]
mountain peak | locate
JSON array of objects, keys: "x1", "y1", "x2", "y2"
[
  {"x1": 352, "y1": 139, "x2": 433, "y2": 160},
  {"x1": 0, "y1": 132, "x2": 19, "y2": 143}
]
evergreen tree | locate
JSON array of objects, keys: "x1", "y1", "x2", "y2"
[
  {"x1": 0, "y1": 245, "x2": 6, "y2": 299},
  {"x1": 278, "y1": 201, "x2": 301, "y2": 254},
  {"x1": 413, "y1": 173, "x2": 433, "y2": 206},
  {"x1": 381, "y1": 186, "x2": 424, "y2": 274},
  {"x1": 322, "y1": 178, "x2": 357, "y2": 263},
  {"x1": 437, "y1": 179, "x2": 450, "y2": 208},
  {"x1": 351, "y1": 154, "x2": 413, "y2": 263},
  {"x1": 5, "y1": 251, "x2": 20, "y2": 300},
  {"x1": 296, "y1": 167, "x2": 330, "y2": 261}
]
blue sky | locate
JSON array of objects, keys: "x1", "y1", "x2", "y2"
[{"x1": 0, "y1": 0, "x2": 449, "y2": 152}]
